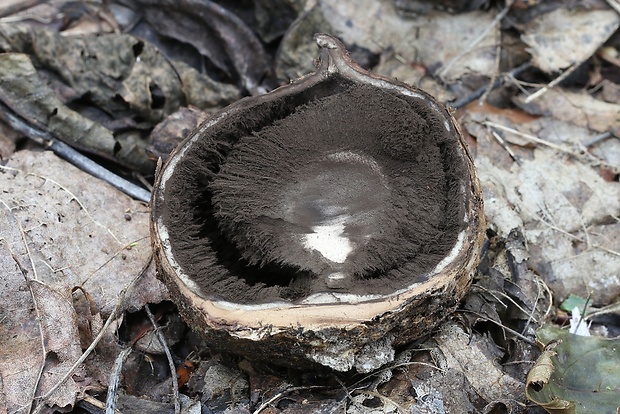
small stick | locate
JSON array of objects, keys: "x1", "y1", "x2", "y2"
[
  {"x1": 252, "y1": 386, "x2": 329, "y2": 414},
  {"x1": 523, "y1": 62, "x2": 580, "y2": 103},
  {"x1": 450, "y1": 62, "x2": 531, "y2": 109},
  {"x1": 144, "y1": 304, "x2": 181, "y2": 414},
  {"x1": 105, "y1": 347, "x2": 133, "y2": 414},
  {"x1": 0, "y1": 102, "x2": 151, "y2": 202},
  {"x1": 604, "y1": 0, "x2": 620, "y2": 15}
]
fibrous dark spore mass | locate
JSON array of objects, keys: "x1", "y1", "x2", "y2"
[{"x1": 164, "y1": 84, "x2": 465, "y2": 302}]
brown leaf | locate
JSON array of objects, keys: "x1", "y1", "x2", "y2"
[
  {"x1": 514, "y1": 89, "x2": 620, "y2": 135},
  {"x1": 123, "y1": 0, "x2": 270, "y2": 94},
  {"x1": 522, "y1": 7, "x2": 620, "y2": 73}
]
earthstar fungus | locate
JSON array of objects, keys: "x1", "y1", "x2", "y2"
[{"x1": 150, "y1": 34, "x2": 485, "y2": 372}]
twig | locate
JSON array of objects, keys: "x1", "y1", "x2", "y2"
[
  {"x1": 488, "y1": 128, "x2": 522, "y2": 165},
  {"x1": 478, "y1": 33, "x2": 503, "y2": 104},
  {"x1": 252, "y1": 386, "x2": 329, "y2": 414},
  {"x1": 523, "y1": 62, "x2": 580, "y2": 103},
  {"x1": 471, "y1": 285, "x2": 541, "y2": 325},
  {"x1": 438, "y1": 2, "x2": 511, "y2": 80},
  {"x1": 604, "y1": 0, "x2": 620, "y2": 15},
  {"x1": 458, "y1": 310, "x2": 537, "y2": 345},
  {"x1": 583, "y1": 131, "x2": 612, "y2": 147},
  {"x1": 144, "y1": 304, "x2": 181, "y2": 414},
  {"x1": 106, "y1": 347, "x2": 133, "y2": 414},
  {"x1": 450, "y1": 62, "x2": 532, "y2": 109},
  {"x1": 0, "y1": 102, "x2": 151, "y2": 203},
  {"x1": 484, "y1": 121, "x2": 620, "y2": 174}
]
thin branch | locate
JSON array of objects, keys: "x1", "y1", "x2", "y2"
[
  {"x1": 0, "y1": 102, "x2": 151, "y2": 203},
  {"x1": 458, "y1": 310, "x2": 537, "y2": 346},
  {"x1": 105, "y1": 347, "x2": 133, "y2": 414},
  {"x1": 144, "y1": 304, "x2": 180, "y2": 414},
  {"x1": 524, "y1": 62, "x2": 581, "y2": 103},
  {"x1": 450, "y1": 62, "x2": 531, "y2": 109},
  {"x1": 252, "y1": 386, "x2": 330, "y2": 414},
  {"x1": 603, "y1": 0, "x2": 620, "y2": 15},
  {"x1": 484, "y1": 121, "x2": 620, "y2": 174}
]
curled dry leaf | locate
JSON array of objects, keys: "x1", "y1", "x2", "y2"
[
  {"x1": 0, "y1": 52, "x2": 154, "y2": 173},
  {"x1": 121, "y1": 0, "x2": 270, "y2": 94},
  {"x1": 0, "y1": 22, "x2": 241, "y2": 171},
  {"x1": 522, "y1": 7, "x2": 620, "y2": 74}
]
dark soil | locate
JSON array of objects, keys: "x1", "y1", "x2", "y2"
[{"x1": 162, "y1": 82, "x2": 468, "y2": 303}]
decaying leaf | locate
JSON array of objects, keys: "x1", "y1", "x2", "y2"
[
  {"x1": 431, "y1": 322, "x2": 524, "y2": 404},
  {"x1": 147, "y1": 106, "x2": 209, "y2": 162},
  {"x1": 522, "y1": 7, "x2": 620, "y2": 74},
  {"x1": 467, "y1": 106, "x2": 620, "y2": 306},
  {"x1": 0, "y1": 205, "x2": 83, "y2": 412},
  {"x1": 527, "y1": 325, "x2": 620, "y2": 413},
  {"x1": 515, "y1": 89, "x2": 620, "y2": 136},
  {"x1": 317, "y1": 0, "x2": 498, "y2": 82},
  {"x1": 254, "y1": 0, "x2": 305, "y2": 43},
  {"x1": 275, "y1": 1, "x2": 334, "y2": 82},
  {"x1": 0, "y1": 149, "x2": 168, "y2": 410},
  {"x1": 0, "y1": 21, "x2": 241, "y2": 170},
  {"x1": 0, "y1": 149, "x2": 166, "y2": 314},
  {"x1": 0, "y1": 52, "x2": 154, "y2": 173},
  {"x1": 121, "y1": 0, "x2": 270, "y2": 94}
]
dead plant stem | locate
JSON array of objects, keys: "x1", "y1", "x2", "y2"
[{"x1": 144, "y1": 304, "x2": 181, "y2": 414}]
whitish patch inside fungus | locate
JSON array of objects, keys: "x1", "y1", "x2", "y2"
[
  {"x1": 161, "y1": 83, "x2": 468, "y2": 303},
  {"x1": 304, "y1": 219, "x2": 353, "y2": 263}
]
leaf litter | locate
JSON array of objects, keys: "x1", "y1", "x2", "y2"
[{"x1": 0, "y1": 0, "x2": 619, "y2": 413}]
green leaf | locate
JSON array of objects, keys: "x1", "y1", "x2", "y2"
[
  {"x1": 559, "y1": 294, "x2": 588, "y2": 313},
  {"x1": 526, "y1": 325, "x2": 620, "y2": 414}
]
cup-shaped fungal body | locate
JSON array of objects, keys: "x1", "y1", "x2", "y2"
[{"x1": 150, "y1": 34, "x2": 485, "y2": 372}]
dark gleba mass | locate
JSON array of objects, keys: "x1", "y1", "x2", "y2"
[{"x1": 163, "y1": 82, "x2": 467, "y2": 303}]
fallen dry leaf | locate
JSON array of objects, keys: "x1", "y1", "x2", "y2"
[
  {"x1": 514, "y1": 88, "x2": 620, "y2": 135},
  {"x1": 470, "y1": 109, "x2": 620, "y2": 305},
  {"x1": 522, "y1": 7, "x2": 620, "y2": 73},
  {"x1": 0, "y1": 149, "x2": 167, "y2": 411}
]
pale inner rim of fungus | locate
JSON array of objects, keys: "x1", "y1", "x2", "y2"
[{"x1": 160, "y1": 83, "x2": 469, "y2": 303}]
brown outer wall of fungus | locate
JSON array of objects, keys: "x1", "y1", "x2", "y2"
[{"x1": 149, "y1": 34, "x2": 485, "y2": 371}]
